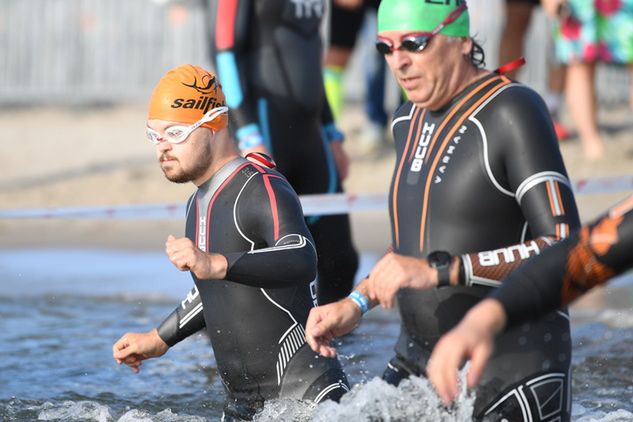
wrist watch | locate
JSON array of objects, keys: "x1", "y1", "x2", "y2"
[{"x1": 427, "y1": 250, "x2": 452, "y2": 287}]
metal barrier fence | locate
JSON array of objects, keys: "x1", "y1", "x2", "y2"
[
  {"x1": 0, "y1": 0, "x2": 629, "y2": 106},
  {"x1": 0, "y1": 0, "x2": 211, "y2": 105}
]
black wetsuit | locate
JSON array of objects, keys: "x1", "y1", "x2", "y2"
[
  {"x1": 157, "y1": 157, "x2": 349, "y2": 421},
  {"x1": 207, "y1": 0, "x2": 359, "y2": 304},
  {"x1": 385, "y1": 74, "x2": 580, "y2": 421},
  {"x1": 494, "y1": 194, "x2": 633, "y2": 326}
]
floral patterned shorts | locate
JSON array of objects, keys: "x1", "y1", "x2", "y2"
[{"x1": 553, "y1": 0, "x2": 633, "y2": 63}]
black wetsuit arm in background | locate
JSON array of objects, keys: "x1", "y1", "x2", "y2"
[
  {"x1": 459, "y1": 85, "x2": 581, "y2": 286},
  {"x1": 320, "y1": 88, "x2": 335, "y2": 127},
  {"x1": 320, "y1": 88, "x2": 346, "y2": 142},
  {"x1": 223, "y1": 173, "x2": 317, "y2": 288},
  {"x1": 209, "y1": 0, "x2": 261, "y2": 144},
  {"x1": 156, "y1": 285, "x2": 205, "y2": 347},
  {"x1": 492, "y1": 196, "x2": 633, "y2": 327}
]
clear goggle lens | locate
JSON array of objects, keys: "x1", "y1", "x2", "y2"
[{"x1": 146, "y1": 106, "x2": 228, "y2": 145}]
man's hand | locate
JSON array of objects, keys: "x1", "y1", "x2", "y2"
[
  {"x1": 427, "y1": 299, "x2": 506, "y2": 406},
  {"x1": 329, "y1": 141, "x2": 350, "y2": 181},
  {"x1": 305, "y1": 299, "x2": 362, "y2": 357},
  {"x1": 366, "y1": 252, "x2": 437, "y2": 308},
  {"x1": 112, "y1": 329, "x2": 169, "y2": 373},
  {"x1": 165, "y1": 235, "x2": 228, "y2": 280}
]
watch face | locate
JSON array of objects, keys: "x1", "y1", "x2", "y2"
[{"x1": 429, "y1": 251, "x2": 451, "y2": 268}]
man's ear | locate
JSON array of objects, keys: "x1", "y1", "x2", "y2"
[{"x1": 461, "y1": 37, "x2": 473, "y2": 57}]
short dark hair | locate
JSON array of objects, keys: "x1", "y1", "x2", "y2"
[{"x1": 469, "y1": 37, "x2": 486, "y2": 68}]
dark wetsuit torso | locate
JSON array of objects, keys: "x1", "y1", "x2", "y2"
[
  {"x1": 494, "y1": 194, "x2": 633, "y2": 325},
  {"x1": 207, "y1": 0, "x2": 358, "y2": 304},
  {"x1": 386, "y1": 74, "x2": 580, "y2": 421},
  {"x1": 157, "y1": 157, "x2": 348, "y2": 420}
]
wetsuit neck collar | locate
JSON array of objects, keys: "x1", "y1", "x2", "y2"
[{"x1": 197, "y1": 156, "x2": 248, "y2": 195}]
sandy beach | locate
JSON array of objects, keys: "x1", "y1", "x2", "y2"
[{"x1": 1, "y1": 102, "x2": 632, "y2": 254}]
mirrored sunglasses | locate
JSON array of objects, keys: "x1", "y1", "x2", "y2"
[{"x1": 375, "y1": 33, "x2": 433, "y2": 55}]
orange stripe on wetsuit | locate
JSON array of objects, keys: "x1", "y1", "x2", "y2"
[
  {"x1": 418, "y1": 75, "x2": 511, "y2": 252},
  {"x1": 546, "y1": 180, "x2": 566, "y2": 217}
]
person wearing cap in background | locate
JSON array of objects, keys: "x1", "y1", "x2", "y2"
[
  {"x1": 427, "y1": 194, "x2": 633, "y2": 407},
  {"x1": 305, "y1": 1, "x2": 580, "y2": 420},
  {"x1": 206, "y1": 0, "x2": 359, "y2": 306},
  {"x1": 112, "y1": 64, "x2": 349, "y2": 421}
]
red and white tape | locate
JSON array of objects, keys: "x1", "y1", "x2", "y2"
[{"x1": 1, "y1": 175, "x2": 632, "y2": 219}]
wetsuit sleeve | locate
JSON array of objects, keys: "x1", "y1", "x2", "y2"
[
  {"x1": 209, "y1": 0, "x2": 264, "y2": 150},
  {"x1": 156, "y1": 285, "x2": 205, "y2": 347},
  {"x1": 459, "y1": 85, "x2": 581, "y2": 287},
  {"x1": 223, "y1": 173, "x2": 317, "y2": 288},
  {"x1": 491, "y1": 195, "x2": 633, "y2": 327}
]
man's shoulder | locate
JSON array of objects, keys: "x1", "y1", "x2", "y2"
[
  {"x1": 493, "y1": 80, "x2": 545, "y2": 109},
  {"x1": 393, "y1": 101, "x2": 415, "y2": 120},
  {"x1": 238, "y1": 162, "x2": 296, "y2": 198},
  {"x1": 476, "y1": 79, "x2": 550, "y2": 127}
]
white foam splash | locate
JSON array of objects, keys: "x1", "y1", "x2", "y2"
[
  {"x1": 36, "y1": 401, "x2": 206, "y2": 422},
  {"x1": 37, "y1": 400, "x2": 112, "y2": 421},
  {"x1": 117, "y1": 408, "x2": 206, "y2": 422},
  {"x1": 252, "y1": 398, "x2": 315, "y2": 421},
  {"x1": 574, "y1": 408, "x2": 633, "y2": 422},
  {"x1": 254, "y1": 374, "x2": 475, "y2": 422}
]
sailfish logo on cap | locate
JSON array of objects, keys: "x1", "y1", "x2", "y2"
[{"x1": 182, "y1": 75, "x2": 218, "y2": 95}]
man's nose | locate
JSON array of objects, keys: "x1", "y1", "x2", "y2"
[
  {"x1": 392, "y1": 50, "x2": 411, "y2": 70},
  {"x1": 156, "y1": 139, "x2": 172, "y2": 152}
]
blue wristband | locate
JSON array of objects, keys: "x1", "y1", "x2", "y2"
[
  {"x1": 348, "y1": 291, "x2": 369, "y2": 315},
  {"x1": 322, "y1": 123, "x2": 344, "y2": 143}
]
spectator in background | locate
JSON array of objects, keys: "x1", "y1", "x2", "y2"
[
  {"x1": 499, "y1": 0, "x2": 569, "y2": 140},
  {"x1": 542, "y1": 0, "x2": 633, "y2": 161},
  {"x1": 207, "y1": 0, "x2": 359, "y2": 305},
  {"x1": 324, "y1": 0, "x2": 395, "y2": 154},
  {"x1": 499, "y1": 0, "x2": 569, "y2": 141}
]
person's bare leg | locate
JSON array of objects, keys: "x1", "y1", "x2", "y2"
[
  {"x1": 499, "y1": 2, "x2": 534, "y2": 78},
  {"x1": 323, "y1": 46, "x2": 354, "y2": 121},
  {"x1": 629, "y1": 64, "x2": 633, "y2": 111},
  {"x1": 324, "y1": 46, "x2": 353, "y2": 68},
  {"x1": 545, "y1": 62, "x2": 570, "y2": 140},
  {"x1": 548, "y1": 62, "x2": 566, "y2": 95},
  {"x1": 565, "y1": 62, "x2": 604, "y2": 160}
]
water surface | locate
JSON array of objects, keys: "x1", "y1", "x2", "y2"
[{"x1": 1, "y1": 249, "x2": 632, "y2": 421}]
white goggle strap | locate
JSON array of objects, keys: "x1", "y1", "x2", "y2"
[{"x1": 199, "y1": 106, "x2": 229, "y2": 129}]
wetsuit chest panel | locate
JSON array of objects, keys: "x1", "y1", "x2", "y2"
[
  {"x1": 183, "y1": 159, "x2": 312, "y2": 392},
  {"x1": 390, "y1": 76, "x2": 524, "y2": 256}
]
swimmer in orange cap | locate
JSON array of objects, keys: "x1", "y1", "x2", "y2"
[{"x1": 113, "y1": 64, "x2": 349, "y2": 421}]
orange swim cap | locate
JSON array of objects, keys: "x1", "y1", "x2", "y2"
[{"x1": 148, "y1": 64, "x2": 228, "y2": 132}]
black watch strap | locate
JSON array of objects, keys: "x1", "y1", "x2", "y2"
[{"x1": 427, "y1": 250, "x2": 452, "y2": 287}]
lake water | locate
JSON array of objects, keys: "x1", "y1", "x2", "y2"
[{"x1": 1, "y1": 249, "x2": 632, "y2": 421}]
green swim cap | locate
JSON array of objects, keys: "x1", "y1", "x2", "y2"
[{"x1": 377, "y1": 0, "x2": 470, "y2": 37}]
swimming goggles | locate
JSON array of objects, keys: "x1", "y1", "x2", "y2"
[
  {"x1": 146, "y1": 106, "x2": 228, "y2": 145},
  {"x1": 375, "y1": 3, "x2": 468, "y2": 56}
]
